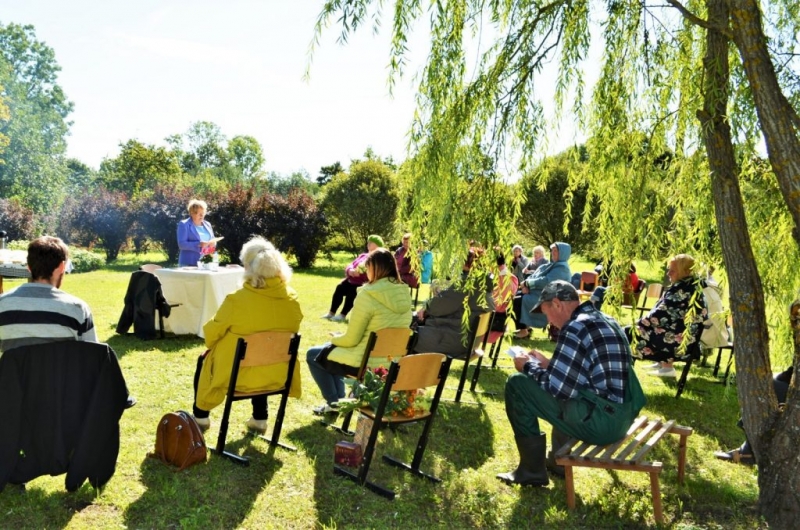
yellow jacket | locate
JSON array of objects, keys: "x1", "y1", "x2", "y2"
[
  {"x1": 196, "y1": 278, "x2": 303, "y2": 412},
  {"x1": 328, "y1": 278, "x2": 412, "y2": 367}
]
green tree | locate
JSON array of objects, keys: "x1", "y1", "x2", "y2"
[
  {"x1": 321, "y1": 159, "x2": 399, "y2": 252},
  {"x1": 317, "y1": 161, "x2": 343, "y2": 186},
  {"x1": 0, "y1": 23, "x2": 72, "y2": 214},
  {"x1": 98, "y1": 139, "x2": 182, "y2": 199},
  {"x1": 227, "y1": 135, "x2": 265, "y2": 180},
  {"x1": 263, "y1": 170, "x2": 319, "y2": 198},
  {"x1": 518, "y1": 146, "x2": 597, "y2": 255},
  {"x1": 314, "y1": 1, "x2": 800, "y2": 522}
]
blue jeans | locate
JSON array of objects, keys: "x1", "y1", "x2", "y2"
[{"x1": 306, "y1": 346, "x2": 346, "y2": 405}]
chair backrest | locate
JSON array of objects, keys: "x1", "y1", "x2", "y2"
[
  {"x1": 645, "y1": 282, "x2": 663, "y2": 301},
  {"x1": 140, "y1": 264, "x2": 162, "y2": 273},
  {"x1": 579, "y1": 271, "x2": 599, "y2": 291},
  {"x1": 389, "y1": 353, "x2": 450, "y2": 392},
  {"x1": 238, "y1": 331, "x2": 298, "y2": 368},
  {"x1": 356, "y1": 328, "x2": 415, "y2": 380}
]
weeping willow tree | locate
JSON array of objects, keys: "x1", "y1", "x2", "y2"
[{"x1": 311, "y1": 0, "x2": 800, "y2": 523}]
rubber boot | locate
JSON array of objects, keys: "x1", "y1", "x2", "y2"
[
  {"x1": 496, "y1": 433, "x2": 549, "y2": 486},
  {"x1": 546, "y1": 427, "x2": 569, "y2": 478}
]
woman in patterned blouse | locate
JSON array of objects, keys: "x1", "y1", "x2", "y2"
[{"x1": 628, "y1": 254, "x2": 707, "y2": 378}]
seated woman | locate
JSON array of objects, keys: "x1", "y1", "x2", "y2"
[
  {"x1": 510, "y1": 245, "x2": 529, "y2": 283},
  {"x1": 321, "y1": 235, "x2": 384, "y2": 322},
  {"x1": 520, "y1": 245, "x2": 548, "y2": 277},
  {"x1": 414, "y1": 273, "x2": 495, "y2": 358},
  {"x1": 307, "y1": 248, "x2": 412, "y2": 414},
  {"x1": 514, "y1": 242, "x2": 572, "y2": 338},
  {"x1": 192, "y1": 237, "x2": 303, "y2": 433},
  {"x1": 627, "y1": 254, "x2": 707, "y2": 377},
  {"x1": 490, "y1": 255, "x2": 518, "y2": 333},
  {"x1": 394, "y1": 232, "x2": 419, "y2": 288}
]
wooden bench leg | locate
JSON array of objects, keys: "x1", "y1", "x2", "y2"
[
  {"x1": 677, "y1": 434, "x2": 688, "y2": 485},
  {"x1": 564, "y1": 465, "x2": 576, "y2": 510},
  {"x1": 650, "y1": 472, "x2": 663, "y2": 525}
]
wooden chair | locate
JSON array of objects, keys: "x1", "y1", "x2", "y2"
[
  {"x1": 631, "y1": 282, "x2": 663, "y2": 318},
  {"x1": 623, "y1": 279, "x2": 647, "y2": 307},
  {"x1": 710, "y1": 315, "x2": 734, "y2": 384},
  {"x1": 334, "y1": 353, "x2": 453, "y2": 500},
  {"x1": 213, "y1": 331, "x2": 302, "y2": 465},
  {"x1": 328, "y1": 328, "x2": 417, "y2": 435},
  {"x1": 140, "y1": 264, "x2": 162, "y2": 273},
  {"x1": 449, "y1": 310, "x2": 492, "y2": 403},
  {"x1": 577, "y1": 271, "x2": 599, "y2": 301}
]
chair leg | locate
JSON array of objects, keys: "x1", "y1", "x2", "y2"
[
  {"x1": 675, "y1": 358, "x2": 694, "y2": 399},
  {"x1": 213, "y1": 398, "x2": 250, "y2": 466},
  {"x1": 258, "y1": 393, "x2": 296, "y2": 452},
  {"x1": 158, "y1": 310, "x2": 165, "y2": 340},
  {"x1": 469, "y1": 355, "x2": 484, "y2": 392},
  {"x1": 564, "y1": 465, "x2": 576, "y2": 510},
  {"x1": 650, "y1": 471, "x2": 663, "y2": 525},
  {"x1": 330, "y1": 410, "x2": 355, "y2": 436},
  {"x1": 712, "y1": 347, "x2": 723, "y2": 377}
]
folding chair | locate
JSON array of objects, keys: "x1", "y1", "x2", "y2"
[
  {"x1": 577, "y1": 271, "x2": 599, "y2": 301},
  {"x1": 488, "y1": 312, "x2": 510, "y2": 370},
  {"x1": 623, "y1": 279, "x2": 647, "y2": 307},
  {"x1": 450, "y1": 310, "x2": 492, "y2": 403},
  {"x1": 629, "y1": 282, "x2": 663, "y2": 318},
  {"x1": 334, "y1": 353, "x2": 453, "y2": 500},
  {"x1": 327, "y1": 328, "x2": 417, "y2": 435},
  {"x1": 674, "y1": 326, "x2": 705, "y2": 399},
  {"x1": 213, "y1": 331, "x2": 302, "y2": 465}
]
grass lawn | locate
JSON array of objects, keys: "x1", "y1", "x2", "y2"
[{"x1": 0, "y1": 251, "x2": 762, "y2": 529}]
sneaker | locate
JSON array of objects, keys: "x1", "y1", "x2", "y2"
[
  {"x1": 312, "y1": 403, "x2": 338, "y2": 416},
  {"x1": 246, "y1": 416, "x2": 268, "y2": 434},
  {"x1": 331, "y1": 314, "x2": 347, "y2": 323},
  {"x1": 321, "y1": 312, "x2": 335, "y2": 319},
  {"x1": 194, "y1": 416, "x2": 211, "y2": 432},
  {"x1": 645, "y1": 362, "x2": 662, "y2": 370},
  {"x1": 649, "y1": 366, "x2": 677, "y2": 377}
]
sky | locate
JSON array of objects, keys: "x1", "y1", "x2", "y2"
[{"x1": 0, "y1": 0, "x2": 433, "y2": 177}]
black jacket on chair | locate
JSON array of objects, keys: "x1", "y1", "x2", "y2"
[
  {"x1": 0, "y1": 341, "x2": 129, "y2": 492},
  {"x1": 116, "y1": 270, "x2": 171, "y2": 340}
]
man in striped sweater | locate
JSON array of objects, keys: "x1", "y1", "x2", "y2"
[{"x1": 0, "y1": 236, "x2": 96, "y2": 353}]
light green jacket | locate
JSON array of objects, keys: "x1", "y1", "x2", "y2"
[
  {"x1": 196, "y1": 279, "x2": 303, "y2": 412},
  {"x1": 328, "y1": 278, "x2": 412, "y2": 367}
]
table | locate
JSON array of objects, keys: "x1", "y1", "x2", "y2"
[
  {"x1": 154, "y1": 267, "x2": 244, "y2": 338},
  {"x1": 0, "y1": 264, "x2": 31, "y2": 294}
]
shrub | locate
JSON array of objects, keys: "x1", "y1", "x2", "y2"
[
  {"x1": 0, "y1": 198, "x2": 36, "y2": 242},
  {"x1": 132, "y1": 186, "x2": 196, "y2": 263},
  {"x1": 73, "y1": 188, "x2": 134, "y2": 262},
  {"x1": 68, "y1": 247, "x2": 104, "y2": 273},
  {"x1": 265, "y1": 191, "x2": 328, "y2": 268}
]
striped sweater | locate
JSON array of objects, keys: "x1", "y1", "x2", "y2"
[{"x1": 0, "y1": 283, "x2": 97, "y2": 353}]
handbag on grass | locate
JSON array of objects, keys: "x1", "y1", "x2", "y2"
[{"x1": 148, "y1": 410, "x2": 208, "y2": 471}]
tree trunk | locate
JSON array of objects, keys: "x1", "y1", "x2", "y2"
[{"x1": 698, "y1": 0, "x2": 800, "y2": 524}]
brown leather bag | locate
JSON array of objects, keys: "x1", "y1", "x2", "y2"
[{"x1": 150, "y1": 411, "x2": 207, "y2": 471}]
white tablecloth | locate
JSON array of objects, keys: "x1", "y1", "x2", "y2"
[{"x1": 154, "y1": 267, "x2": 244, "y2": 338}]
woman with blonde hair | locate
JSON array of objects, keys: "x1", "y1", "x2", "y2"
[
  {"x1": 192, "y1": 236, "x2": 303, "y2": 433},
  {"x1": 177, "y1": 199, "x2": 216, "y2": 266},
  {"x1": 307, "y1": 248, "x2": 411, "y2": 414},
  {"x1": 628, "y1": 254, "x2": 707, "y2": 377}
]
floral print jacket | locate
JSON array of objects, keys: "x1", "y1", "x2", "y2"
[{"x1": 634, "y1": 277, "x2": 708, "y2": 361}]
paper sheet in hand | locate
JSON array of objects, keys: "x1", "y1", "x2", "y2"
[
  {"x1": 507, "y1": 346, "x2": 540, "y2": 368},
  {"x1": 208, "y1": 236, "x2": 224, "y2": 245}
]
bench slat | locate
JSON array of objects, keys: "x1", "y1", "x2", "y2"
[
  {"x1": 598, "y1": 416, "x2": 652, "y2": 461},
  {"x1": 631, "y1": 420, "x2": 676, "y2": 464},
  {"x1": 614, "y1": 419, "x2": 665, "y2": 462}
]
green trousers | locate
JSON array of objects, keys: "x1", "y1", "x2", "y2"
[{"x1": 505, "y1": 372, "x2": 637, "y2": 446}]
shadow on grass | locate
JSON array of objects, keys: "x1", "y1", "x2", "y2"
[
  {"x1": 124, "y1": 437, "x2": 282, "y2": 529},
  {"x1": 0, "y1": 482, "x2": 98, "y2": 529},
  {"x1": 104, "y1": 333, "x2": 203, "y2": 359}
]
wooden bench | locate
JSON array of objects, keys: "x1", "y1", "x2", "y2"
[{"x1": 554, "y1": 416, "x2": 693, "y2": 525}]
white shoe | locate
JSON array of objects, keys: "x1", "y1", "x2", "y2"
[
  {"x1": 645, "y1": 362, "x2": 662, "y2": 370},
  {"x1": 246, "y1": 416, "x2": 268, "y2": 434},
  {"x1": 649, "y1": 366, "x2": 677, "y2": 378},
  {"x1": 331, "y1": 314, "x2": 347, "y2": 322},
  {"x1": 321, "y1": 312, "x2": 335, "y2": 319},
  {"x1": 194, "y1": 416, "x2": 211, "y2": 432},
  {"x1": 312, "y1": 403, "x2": 338, "y2": 416}
]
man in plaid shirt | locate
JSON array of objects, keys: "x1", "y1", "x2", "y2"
[{"x1": 497, "y1": 280, "x2": 645, "y2": 487}]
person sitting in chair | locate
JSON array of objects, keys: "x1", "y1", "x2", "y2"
[
  {"x1": 192, "y1": 236, "x2": 303, "y2": 433},
  {"x1": 307, "y1": 248, "x2": 411, "y2": 415},
  {"x1": 514, "y1": 242, "x2": 572, "y2": 339}
]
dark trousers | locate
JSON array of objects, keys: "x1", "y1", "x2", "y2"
[
  {"x1": 512, "y1": 294, "x2": 525, "y2": 330},
  {"x1": 192, "y1": 353, "x2": 267, "y2": 420},
  {"x1": 330, "y1": 279, "x2": 359, "y2": 316}
]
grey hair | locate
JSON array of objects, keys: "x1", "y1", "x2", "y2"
[{"x1": 240, "y1": 236, "x2": 292, "y2": 287}]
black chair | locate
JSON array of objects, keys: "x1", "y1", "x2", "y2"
[
  {"x1": 213, "y1": 332, "x2": 302, "y2": 465},
  {"x1": 674, "y1": 326, "x2": 706, "y2": 399},
  {"x1": 334, "y1": 353, "x2": 452, "y2": 499},
  {"x1": 116, "y1": 270, "x2": 179, "y2": 340},
  {"x1": 448, "y1": 310, "x2": 492, "y2": 403},
  {"x1": 328, "y1": 328, "x2": 417, "y2": 435}
]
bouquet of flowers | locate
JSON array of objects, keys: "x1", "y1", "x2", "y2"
[{"x1": 337, "y1": 363, "x2": 430, "y2": 419}]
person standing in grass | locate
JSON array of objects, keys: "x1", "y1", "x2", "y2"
[
  {"x1": 498, "y1": 280, "x2": 644, "y2": 487},
  {"x1": 192, "y1": 236, "x2": 303, "y2": 433},
  {"x1": 321, "y1": 235, "x2": 384, "y2": 323}
]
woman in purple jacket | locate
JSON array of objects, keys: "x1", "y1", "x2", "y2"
[
  {"x1": 321, "y1": 234, "x2": 383, "y2": 322},
  {"x1": 177, "y1": 199, "x2": 216, "y2": 267}
]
